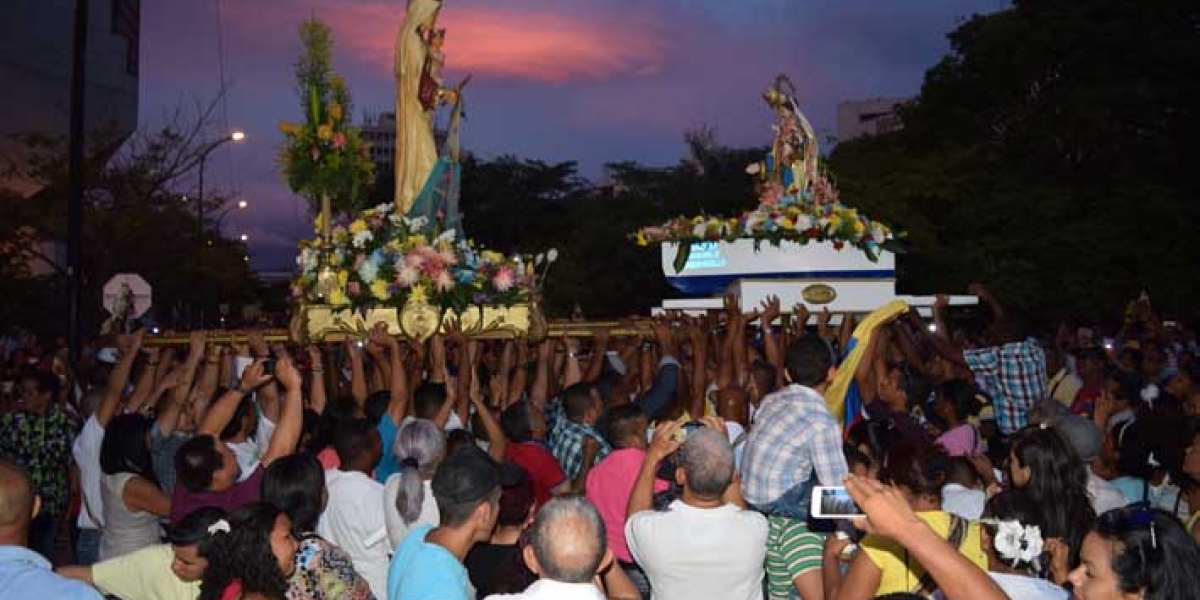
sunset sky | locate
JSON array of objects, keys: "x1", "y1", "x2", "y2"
[{"x1": 141, "y1": 0, "x2": 1001, "y2": 269}]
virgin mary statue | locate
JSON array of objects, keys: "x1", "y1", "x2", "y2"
[{"x1": 393, "y1": 0, "x2": 442, "y2": 215}]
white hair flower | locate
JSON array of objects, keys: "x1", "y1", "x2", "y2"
[
  {"x1": 546, "y1": 248, "x2": 559, "y2": 263},
  {"x1": 985, "y1": 519, "x2": 1044, "y2": 570},
  {"x1": 207, "y1": 519, "x2": 231, "y2": 535},
  {"x1": 1141, "y1": 383, "x2": 1160, "y2": 406}
]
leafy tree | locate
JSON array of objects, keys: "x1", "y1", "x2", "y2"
[
  {"x1": 0, "y1": 102, "x2": 259, "y2": 336},
  {"x1": 828, "y1": 0, "x2": 1200, "y2": 324}
]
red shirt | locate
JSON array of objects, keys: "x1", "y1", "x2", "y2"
[
  {"x1": 504, "y1": 442, "x2": 566, "y2": 507},
  {"x1": 170, "y1": 465, "x2": 264, "y2": 523}
]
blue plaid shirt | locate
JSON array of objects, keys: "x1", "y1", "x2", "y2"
[
  {"x1": 548, "y1": 418, "x2": 611, "y2": 480},
  {"x1": 741, "y1": 384, "x2": 848, "y2": 507},
  {"x1": 964, "y1": 338, "x2": 1047, "y2": 435}
]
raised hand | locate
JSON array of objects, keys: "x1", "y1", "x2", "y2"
[
  {"x1": 934, "y1": 294, "x2": 950, "y2": 311},
  {"x1": 117, "y1": 329, "x2": 146, "y2": 359},
  {"x1": 238, "y1": 359, "x2": 273, "y2": 392},
  {"x1": 274, "y1": 357, "x2": 302, "y2": 391},
  {"x1": 843, "y1": 474, "x2": 923, "y2": 539},
  {"x1": 647, "y1": 420, "x2": 683, "y2": 462},
  {"x1": 759, "y1": 295, "x2": 782, "y2": 325}
]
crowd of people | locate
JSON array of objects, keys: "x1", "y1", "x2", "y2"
[{"x1": 2, "y1": 286, "x2": 1200, "y2": 600}]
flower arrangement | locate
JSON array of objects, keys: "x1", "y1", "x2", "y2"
[
  {"x1": 278, "y1": 18, "x2": 374, "y2": 213},
  {"x1": 635, "y1": 197, "x2": 897, "y2": 272},
  {"x1": 292, "y1": 203, "x2": 550, "y2": 313}
]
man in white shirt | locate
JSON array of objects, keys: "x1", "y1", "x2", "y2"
[
  {"x1": 626, "y1": 419, "x2": 768, "y2": 600},
  {"x1": 484, "y1": 496, "x2": 639, "y2": 600},
  {"x1": 317, "y1": 418, "x2": 389, "y2": 599}
]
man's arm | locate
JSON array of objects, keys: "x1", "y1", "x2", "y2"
[
  {"x1": 261, "y1": 357, "x2": 304, "y2": 467},
  {"x1": 198, "y1": 360, "x2": 271, "y2": 437},
  {"x1": 626, "y1": 421, "x2": 682, "y2": 518},
  {"x1": 584, "y1": 329, "x2": 611, "y2": 383},
  {"x1": 346, "y1": 340, "x2": 368, "y2": 405},
  {"x1": 96, "y1": 330, "x2": 144, "y2": 426},
  {"x1": 638, "y1": 322, "x2": 680, "y2": 420},
  {"x1": 306, "y1": 345, "x2": 327, "y2": 414}
]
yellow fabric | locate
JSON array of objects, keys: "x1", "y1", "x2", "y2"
[
  {"x1": 823, "y1": 301, "x2": 909, "y2": 426},
  {"x1": 92, "y1": 544, "x2": 199, "y2": 600},
  {"x1": 393, "y1": 0, "x2": 442, "y2": 214},
  {"x1": 861, "y1": 510, "x2": 988, "y2": 596}
]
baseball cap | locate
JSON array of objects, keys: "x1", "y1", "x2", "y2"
[
  {"x1": 432, "y1": 445, "x2": 501, "y2": 506},
  {"x1": 1054, "y1": 415, "x2": 1102, "y2": 462}
]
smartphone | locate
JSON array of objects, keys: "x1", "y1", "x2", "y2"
[
  {"x1": 672, "y1": 420, "x2": 705, "y2": 443},
  {"x1": 810, "y1": 486, "x2": 864, "y2": 519}
]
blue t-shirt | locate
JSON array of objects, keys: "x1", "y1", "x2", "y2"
[
  {"x1": 387, "y1": 524, "x2": 470, "y2": 600},
  {"x1": 0, "y1": 545, "x2": 103, "y2": 600},
  {"x1": 376, "y1": 415, "x2": 399, "y2": 483}
]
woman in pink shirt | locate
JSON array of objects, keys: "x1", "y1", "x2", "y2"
[{"x1": 934, "y1": 379, "x2": 986, "y2": 457}]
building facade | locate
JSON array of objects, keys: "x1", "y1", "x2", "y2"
[
  {"x1": 835, "y1": 97, "x2": 910, "y2": 143},
  {"x1": 1, "y1": 0, "x2": 140, "y2": 196}
]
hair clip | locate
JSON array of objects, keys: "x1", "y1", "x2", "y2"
[{"x1": 207, "y1": 519, "x2": 231, "y2": 535}]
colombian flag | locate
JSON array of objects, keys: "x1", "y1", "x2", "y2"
[{"x1": 823, "y1": 301, "x2": 910, "y2": 434}]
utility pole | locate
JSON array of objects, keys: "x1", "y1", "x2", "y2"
[{"x1": 67, "y1": 0, "x2": 88, "y2": 364}]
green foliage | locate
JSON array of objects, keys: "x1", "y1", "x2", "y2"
[
  {"x1": 828, "y1": 0, "x2": 1200, "y2": 324},
  {"x1": 279, "y1": 18, "x2": 374, "y2": 214}
]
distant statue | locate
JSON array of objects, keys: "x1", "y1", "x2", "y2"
[
  {"x1": 757, "y1": 75, "x2": 820, "y2": 204},
  {"x1": 393, "y1": 0, "x2": 458, "y2": 215}
]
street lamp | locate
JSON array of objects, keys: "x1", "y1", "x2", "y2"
[
  {"x1": 196, "y1": 130, "x2": 246, "y2": 236},
  {"x1": 239, "y1": 233, "x2": 249, "y2": 242}
]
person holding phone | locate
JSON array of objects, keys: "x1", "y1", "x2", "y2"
[{"x1": 626, "y1": 418, "x2": 767, "y2": 600}]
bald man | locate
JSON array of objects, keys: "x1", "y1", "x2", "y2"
[
  {"x1": 0, "y1": 458, "x2": 102, "y2": 600},
  {"x1": 484, "y1": 496, "x2": 639, "y2": 600}
]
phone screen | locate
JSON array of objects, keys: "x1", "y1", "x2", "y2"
[{"x1": 814, "y1": 487, "x2": 863, "y2": 518}]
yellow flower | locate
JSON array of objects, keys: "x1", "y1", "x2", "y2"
[
  {"x1": 337, "y1": 270, "x2": 349, "y2": 286},
  {"x1": 313, "y1": 213, "x2": 325, "y2": 234},
  {"x1": 370, "y1": 280, "x2": 390, "y2": 300},
  {"x1": 329, "y1": 103, "x2": 344, "y2": 122},
  {"x1": 278, "y1": 121, "x2": 300, "y2": 135},
  {"x1": 349, "y1": 219, "x2": 368, "y2": 234},
  {"x1": 329, "y1": 288, "x2": 349, "y2": 306},
  {"x1": 635, "y1": 231, "x2": 648, "y2": 247},
  {"x1": 852, "y1": 219, "x2": 866, "y2": 235},
  {"x1": 481, "y1": 250, "x2": 504, "y2": 264},
  {"x1": 317, "y1": 124, "x2": 334, "y2": 141},
  {"x1": 827, "y1": 215, "x2": 842, "y2": 230}
]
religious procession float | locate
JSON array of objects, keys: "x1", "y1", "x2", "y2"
[
  {"x1": 282, "y1": 0, "x2": 549, "y2": 343},
  {"x1": 633, "y1": 76, "x2": 972, "y2": 315}
]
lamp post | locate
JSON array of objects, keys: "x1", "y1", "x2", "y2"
[{"x1": 196, "y1": 130, "x2": 245, "y2": 237}]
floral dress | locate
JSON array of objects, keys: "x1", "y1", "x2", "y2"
[
  {"x1": 287, "y1": 533, "x2": 376, "y2": 600},
  {"x1": 0, "y1": 404, "x2": 73, "y2": 516}
]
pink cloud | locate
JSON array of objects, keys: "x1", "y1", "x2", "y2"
[{"x1": 224, "y1": 1, "x2": 667, "y2": 84}]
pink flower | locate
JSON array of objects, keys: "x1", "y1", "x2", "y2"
[
  {"x1": 353, "y1": 254, "x2": 367, "y2": 270},
  {"x1": 396, "y1": 264, "x2": 419, "y2": 287},
  {"x1": 437, "y1": 247, "x2": 458, "y2": 266},
  {"x1": 332, "y1": 132, "x2": 347, "y2": 150},
  {"x1": 405, "y1": 252, "x2": 426, "y2": 270},
  {"x1": 435, "y1": 270, "x2": 455, "y2": 292},
  {"x1": 492, "y1": 266, "x2": 515, "y2": 292},
  {"x1": 347, "y1": 281, "x2": 361, "y2": 295}
]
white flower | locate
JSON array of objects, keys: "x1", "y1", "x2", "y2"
[
  {"x1": 1141, "y1": 383, "x2": 1160, "y2": 404},
  {"x1": 535, "y1": 253, "x2": 545, "y2": 266},
  {"x1": 1018, "y1": 525, "x2": 1043, "y2": 564},
  {"x1": 692, "y1": 222, "x2": 708, "y2": 238},
  {"x1": 433, "y1": 229, "x2": 457, "y2": 246},
  {"x1": 351, "y1": 229, "x2": 373, "y2": 249},
  {"x1": 871, "y1": 224, "x2": 888, "y2": 244},
  {"x1": 373, "y1": 202, "x2": 394, "y2": 214},
  {"x1": 388, "y1": 213, "x2": 404, "y2": 226},
  {"x1": 793, "y1": 214, "x2": 814, "y2": 232},
  {"x1": 207, "y1": 519, "x2": 231, "y2": 535},
  {"x1": 402, "y1": 216, "x2": 429, "y2": 232},
  {"x1": 546, "y1": 248, "x2": 559, "y2": 263},
  {"x1": 745, "y1": 163, "x2": 762, "y2": 175},
  {"x1": 993, "y1": 520, "x2": 1024, "y2": 563},
  {"x1": 358, "y1": 260, "x2": 379, "y2": 284}
]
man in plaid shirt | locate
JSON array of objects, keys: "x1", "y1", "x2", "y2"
[
  {"x1": 548, "y1": 383, "x2": 611, "y2": 490},
  {"x1": 741, "y1": 336, "x2": 847, "y2": 600},
  {"x1": 957, "y1": 285, "x2": 1048, "y2": 435}
]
